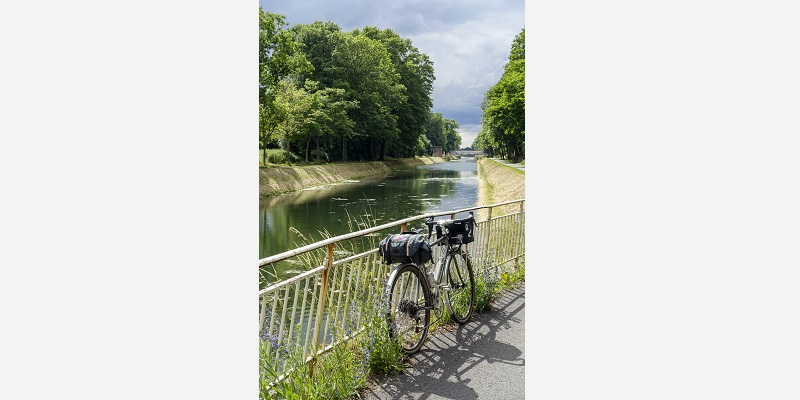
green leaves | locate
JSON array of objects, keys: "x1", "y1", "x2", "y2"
[
  {"x1": 259, "y1": 10, "x2": 456, "y2": 162},
  {"x1": 332, "y1": 32, "x2": 404, "y2": 146},
  {"x1": 479, "y1": 28, "x2": 525, "y2": 162},
  {"x1": 425, "y1": 112, "x2": 461, "y2": 154},
  {"x1": 259, "y1": 8, "x2": 311, "y2": 165}
]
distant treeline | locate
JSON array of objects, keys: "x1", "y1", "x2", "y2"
[
  {"x1": 259, "y1": 8, "x2": 462, "y2": 165},
  {"x1": 474, "y1": 29, "x2": 525, "y2": 163}
]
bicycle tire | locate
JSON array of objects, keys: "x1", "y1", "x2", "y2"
[
  {"x1": 444, "y1": 250, "x2": 475, "y2": 324},
  {"x1": 386, "y1": 263, "x2": 431, "y2": 355}
]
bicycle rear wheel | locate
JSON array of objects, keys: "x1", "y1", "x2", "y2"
[
  {"x1": 386, "y1": 263, "x2": 431, "y2": 354},
  {"x1": 444, "y1": 250, "x2": 475, "y2": 324}
]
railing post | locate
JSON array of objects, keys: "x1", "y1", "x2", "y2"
[
  {"x1": 400, "y1": 223, "x2": 407, "y2": 232},
  {"x1": 312, "y1": 243, "x2": 334, "y2": 351},
  {"x1": 516, "y1": 201, "x2": 524, "y2": 264},
  {"x1": 258, "y1": 294, "x2": 268, "y2": 335},
  {"x1": 484, "y1": 206, "x2": 493, "y2": 267}
]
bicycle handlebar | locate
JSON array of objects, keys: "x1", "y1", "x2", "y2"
[{"x1": 424, "y1": 211, "x2": 475, "y2": 239}]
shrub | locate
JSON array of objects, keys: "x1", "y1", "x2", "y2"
[{"x1": 262, "y1": 149, "x2": 302, "y2": 165}]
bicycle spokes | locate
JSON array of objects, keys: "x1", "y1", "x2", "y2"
[
  {"x1": 387, "y1": 264, "x2": 431, "y2": 354},
  {"x1": 445, "y1": 252, "x2": 475, "y2": 324}
]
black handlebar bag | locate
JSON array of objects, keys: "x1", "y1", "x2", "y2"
[
  {"x1": 446, "y1": 218, "x2": 475, "y2": 244},
  {"x1": 378, "y1": 233, "x2": 432, "y2": 265}
]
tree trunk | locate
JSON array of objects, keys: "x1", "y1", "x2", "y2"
[
  {"x1": 286, "y1": 141, "x2": 291, "y2": 165},
  {"x1": 342, "y1": 137, "x2": 348, "y2": 162},
  {"x1": 379, "y1": 141, "x2": 385, "y2": 160},
  {"x1": 369, "y1": 137, "x2": 375, "y2": 160},
  {"x1": 315, "y1": 137, "x2": 321, "y2": 163},
  {"x1": 305, "y1": 138, "x2": 310, "y2": 163}
]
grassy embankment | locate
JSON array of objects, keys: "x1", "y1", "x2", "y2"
[
  {"x1": 476, "y1": 157, "x2": 525, "y2": 218},
  {"x1": 260, "y1": 156, "x2": 447, "y2": 198}
]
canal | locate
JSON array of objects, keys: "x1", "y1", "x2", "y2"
[{"x1": 259, "y1": 156, "x2": 479, "y2": 284}]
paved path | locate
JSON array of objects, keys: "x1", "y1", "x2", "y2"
[
  {"x1": 365, "y1": 285, "x2": 526, "y2": 399},
  {"x1": 489, "y1": 157, "x2": 525, "y2": 172}
]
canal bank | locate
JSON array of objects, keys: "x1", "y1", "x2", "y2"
[
  {"x1": 260, "y1": 156, "x2": 449, "y2": 197},
  {"x1": 477, "y1": 157, "x2": 526, "y2": 217},
  {"x1": 260, "y1": 157, "x2": 478, "y2": 272}
]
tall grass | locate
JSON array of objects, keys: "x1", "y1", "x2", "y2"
[
  {"x1": 474, "y1": 257, "x2": 525, "y2": 313},
  {"x1": 259, "y1": 208, "x2": 525, "y2": 399},
  {"x1": 259, "y1": 208, "x2": 405, "y2": 400},
  {"x1": 259, "y1": 276, "x2": 404, "y2": 399},
  {"x1": 260, "y1": 331, "x2": 367, "y2": 399}
]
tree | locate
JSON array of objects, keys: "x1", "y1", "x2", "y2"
[
  {"x1": 480, "y1": 28, "x2": 525, "y2": 162},
  {"x1": 415, "y1": 134, "x2": 431, "y2": 156},
  {"x1": 357, "y1": 27, "x2": 434, "y2": 158},
  {"x1": 259, "y1": 8, "x2": 310, "y2": 165},
  {"x1": 273, "y1": 79, "x2": 312, "y2": 164},
  {"x1": 424, "y1": 113, "x2": 461, "y2": 155},
  {"x1": 425, "y1": 112, "x2": 445, "y2": 150},
  {"x1": 289, "y1": 21, "x2": 343, "y2": 88},
  {"x1": 443, "y1": 118, "x2": 461, "y2": 154},
  {"x1": 300, "y1": 82, "x2": 357, "y2": 163},
  {"x1": 330, "y1": 33, "x2": 405, "y2": 161},
  {"x1": 263, "y1": 17, "x2": 440, "y2": 164}
]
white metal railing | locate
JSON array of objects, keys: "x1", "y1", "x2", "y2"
[{"x1": 259, "y1": 199, "x2": 525, "y2": 377}]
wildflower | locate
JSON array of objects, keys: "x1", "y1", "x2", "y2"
[{"x1": 261, "y1": 332, "x2": 279, "y2": 350}]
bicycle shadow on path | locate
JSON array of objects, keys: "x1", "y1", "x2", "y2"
[{"x1": 365, "y1": 285, "x2": 525, "y2": 400}]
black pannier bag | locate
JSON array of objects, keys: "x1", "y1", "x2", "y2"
[
  {"x1": 446, "y1": 217, "x2": 475, "y2": 244},
  {"x1": 378, "y1": 233, "x2": 432, "y2": 265}
]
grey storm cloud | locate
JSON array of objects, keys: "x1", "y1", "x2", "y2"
[{"x1": 259, "y1": 0, "x2": 525, "y2": 147}]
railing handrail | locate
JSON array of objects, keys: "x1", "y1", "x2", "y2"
[{"x1": 258, "y1": 199, "x2": 525, "y2": 267}]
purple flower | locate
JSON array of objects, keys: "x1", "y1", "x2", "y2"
[{"x1": 260, "y1": 331, "x2": 280, "y2": 350}]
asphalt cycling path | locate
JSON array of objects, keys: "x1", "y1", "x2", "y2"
[{"x1": 364, "y1": 285, "x2": 526, "y2": 399}]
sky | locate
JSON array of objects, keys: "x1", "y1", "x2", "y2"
[{"x1": 259, "y1": 0, "x2": 525, "y2": 147}]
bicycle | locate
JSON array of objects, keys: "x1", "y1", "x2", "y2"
[{"x1": 380, "y1": 212, "x2": 477, "y2": 354}]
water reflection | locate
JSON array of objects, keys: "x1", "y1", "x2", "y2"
[{"x1": 259, "y1": 157, "x2": 479, "y2": 284}]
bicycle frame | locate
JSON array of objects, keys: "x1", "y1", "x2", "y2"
[
  {"x1": 384, "y1": 212, "x2": 477, "y2": 354},
  {"x1": 419, "y1": 229, "x2": 468, "y2": 320}
]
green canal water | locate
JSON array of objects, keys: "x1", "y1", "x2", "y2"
[{"x1": 259, "y1": 157, "x2": 479, "y2": 285}]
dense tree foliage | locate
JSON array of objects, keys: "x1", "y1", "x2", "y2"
[
  {"x1": 358, "y1": 27, "x2": 435, "y2": 159},
  {"x1": 474, "y1": 28, "x2": 525, "y2": 162},
  {"x1": 331, "y1": 33, "x2": 405, "y2": 161},
  {"x1": 259, "y1": 9, "x2": 311, "y2": 166},
  {"x1": 424, "y1": 112, "x2": 460, "y2": 154},
  {"x1": 259, "y1": 8, "x2": 462, "y2": 164}
]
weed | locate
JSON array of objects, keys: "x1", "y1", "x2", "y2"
[
  {"x1": 360, "y1": 282, "x2": 404, "y2": 375},
  {"x1": 259, "y1": 210, "x2": 525, "y2": 399},
  {"x1": 497, "y1": 262, "x2": 525, "y2": 291},
  {"x1": 259, "y1": 284, "x2": 405, "y2": 399},
  {"x1": 473, "y1": 272, "x2": 494, "y2": 313},
  {"x1": 260, "y1": 331, "x2": 367, "y2": 400}
]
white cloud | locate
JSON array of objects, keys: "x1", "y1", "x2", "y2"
[
  {"x1": 458, "y1": 123, "x2": 482, "y2": 148},
  {"x1": 260, "y1": 0, "x2": 524, "y2": 128},
  {"x1": 407, "y1": 11, "x2": 522, "y2": 125}
]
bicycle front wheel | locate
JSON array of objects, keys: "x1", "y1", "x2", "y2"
[
  {"x1": 387, "y1": 264, "x2": 431, "y2": 354},
  {"x1": 444, "y1": 251, "x2": 475, "y2": 324}
]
